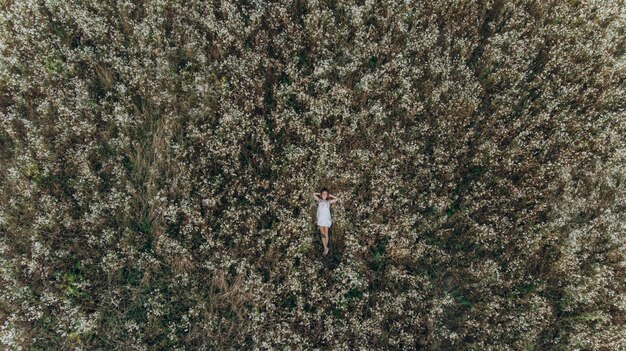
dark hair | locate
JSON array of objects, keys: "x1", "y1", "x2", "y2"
[{"x1": 320, "y1": 187, "x2": 329, "y2": 194}]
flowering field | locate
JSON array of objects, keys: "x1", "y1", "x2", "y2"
[{"x1": 1, "y1": 0, "x2": 624, "y2": 349}]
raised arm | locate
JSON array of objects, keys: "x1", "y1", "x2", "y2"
[
  {"x1": 328, "y1": 194, "x2": 339, "y2": 204},
  {"x1": 313, "y1": 192, "x2": 322, "y2": 202}
]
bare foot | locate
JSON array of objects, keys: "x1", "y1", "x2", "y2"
[{"x1": 323, "y1": 247, "x2": 329, "y2": 255}]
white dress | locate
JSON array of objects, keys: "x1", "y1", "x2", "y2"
[{"x1": 317, "y1": 199, "x2": 332, "y2": 227}]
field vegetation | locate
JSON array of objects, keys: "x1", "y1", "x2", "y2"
[{"x1": 0, "y1": 0, "x2": 624, "y2": 349}]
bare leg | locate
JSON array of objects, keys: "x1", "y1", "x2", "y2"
[
  {"x1": 322, "y1": 227, "x2": 329, "y2": 255},
  {"x1": 319, "y1": 226, "x2": 326, "y2": 251}
]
